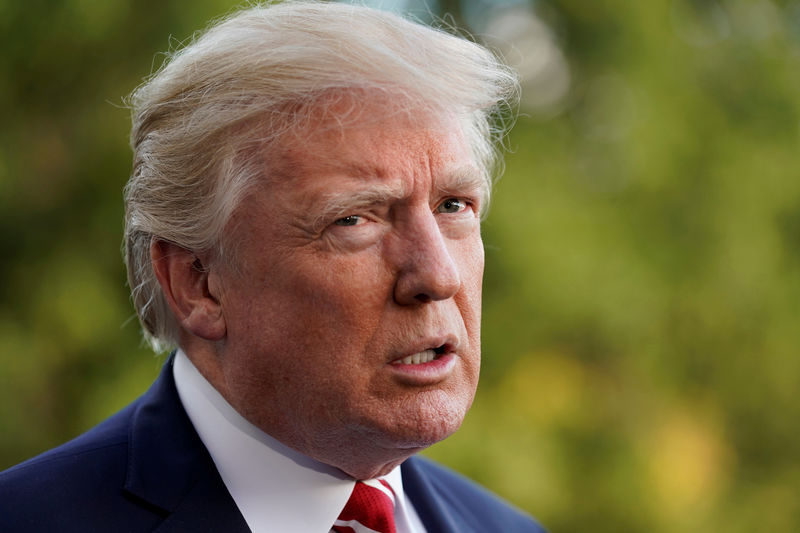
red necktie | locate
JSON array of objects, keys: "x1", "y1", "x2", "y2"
[{"x1": 332, "y1": 479, "x2": 397, "y2": 533}]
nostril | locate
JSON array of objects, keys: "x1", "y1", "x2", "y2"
[{"x1": 414, "y1": 293, "x2": 432, "y2": 303}]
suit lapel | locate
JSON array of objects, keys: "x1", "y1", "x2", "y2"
[
  {"x1": 151, "y1": 479, "x2": 250, "y2": 533},
  {"x1": 124, "y1": 356, "x2": 250, "y2": 532},
  {"x1": 401, "y1": 457, "x2": 474, "y2": 533}
]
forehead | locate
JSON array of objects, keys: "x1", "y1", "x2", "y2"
[{"x1": 267, "y1": 97, "x2": 482, "y2": 196}]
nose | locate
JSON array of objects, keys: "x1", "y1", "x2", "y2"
[{"x1": 392, "y1": 211, "x2": 461, "y2": 305}]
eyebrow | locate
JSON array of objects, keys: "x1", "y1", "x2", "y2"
[
  {"x1": 310, "y1": 182, "x2": 401, "y2": 232},
  {"x1": 435, "y1": 166, "x2": 487, "y2": 199},
  {"x1": 308, "y1": 165, "x2": 487, "y2": 231}
]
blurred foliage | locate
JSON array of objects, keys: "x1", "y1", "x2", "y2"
[{"x1": 1, "y1": 1, "x2": 799, "y2": 532}]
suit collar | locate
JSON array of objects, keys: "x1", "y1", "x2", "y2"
[
  {"x1": 402, "y1": 456, "x2": 470, "y2": 533},
  {"x1": 123, "y1": 355, "x2": 250, "y2": 532},
  {"x1": 120, "y1": 355, "x2": 481, "y2": 533}
]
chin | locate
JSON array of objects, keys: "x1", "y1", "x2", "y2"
[
  {"x1": 372, "y1": 390, "x2": 473, "y2": 450},
  {"x1": 298, "y1": 391, "x2": 475, "y2": 480}
]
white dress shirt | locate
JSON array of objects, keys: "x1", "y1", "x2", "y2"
[{"x1": 173, "y1": 350, "x2": 427, "y2": 533}]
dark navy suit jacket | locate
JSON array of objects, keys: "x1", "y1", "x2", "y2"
[{"x1": 0, "y1": 357, "x2": 545, "y2": 532}]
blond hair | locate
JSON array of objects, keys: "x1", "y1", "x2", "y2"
[{"x1": 124, "y1": 1, "x2": 518, "y2": 351}]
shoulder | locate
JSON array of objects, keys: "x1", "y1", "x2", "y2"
[
  {"x1": 0, "y1": 401, "x2": 160, "y2": 531},
  {"x1": 402, "y1": 455, "x2": 547, "y2": 532},
  {"x1": 0, "y1": 401, "x2": 134, "y2": 486}
]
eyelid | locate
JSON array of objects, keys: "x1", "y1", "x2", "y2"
[
  {"x1": 436, "y1": 195, "x2": 478, "y2": 214},
  {"x1": 327, "y1": 206, "x2": 384, "y2": 230},
  {"x1": 334, "y1": 215, "x2": 363, "y2": 226},
  {"x1": 313, "y1": 206, "x2": 368, "y2": 233},
  {"x1": 437, "y1": 198, "x2": 463, "y2": 212}
]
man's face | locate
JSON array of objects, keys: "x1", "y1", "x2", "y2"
[{"x1": 212, "y1": 102, "x2": 484, "y2": 477}]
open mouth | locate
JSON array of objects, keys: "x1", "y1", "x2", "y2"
[{"x1": 391, "y1": 345, "x2": 447, "y2": 365}]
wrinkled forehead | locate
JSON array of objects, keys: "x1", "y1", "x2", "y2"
[{"x1": 265, "y1": 90, "x2": 486, "y2": 190}]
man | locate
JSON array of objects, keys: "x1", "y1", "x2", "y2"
[{"x1": 0, "y1": 2, "x2": 543, "y2": 531}]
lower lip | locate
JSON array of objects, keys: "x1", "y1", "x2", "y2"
[{"x1": 387, "y1": 353, "x2": 457, "y2": 385}]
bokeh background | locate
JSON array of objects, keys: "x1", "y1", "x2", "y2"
[{"x1": 1, "y1": 0, "x2": 799, "y2": 531}]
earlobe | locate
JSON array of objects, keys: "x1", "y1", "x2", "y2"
[{"x1": 150, "y1": 239, "x2": 227, "y2": 341}]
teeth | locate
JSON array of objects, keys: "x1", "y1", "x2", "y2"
[{"x1": 396, "y1": 349, "x2": 437, "y2": 365}]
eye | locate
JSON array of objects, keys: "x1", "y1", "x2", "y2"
[
  {"x1": 436, "y1": 198, "x2": 468, "y2": 214},
  {"x1": 334, "y1": 215, "x2": 362, "y2": 226}
]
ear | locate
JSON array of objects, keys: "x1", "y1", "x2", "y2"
[{"x1": 150, "y1": 239, "x2": 226, "y2": 341}]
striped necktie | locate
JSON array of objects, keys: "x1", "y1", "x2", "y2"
[{"x1": 332, "y1": 479, "x2": 397, "y2": 533}]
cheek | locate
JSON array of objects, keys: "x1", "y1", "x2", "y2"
[
  {"x1": 303, "y1": 253, "x2": 391, "y2": 322},
  {"x1": 250, "y1": 251, "x2": 392, "y2": 353},
  {"x1": 456, "y1": 234, "x2": 485, "y2": 300},
  {"x1": 456, "y1": 237, "x2": 484, "y2": 351}
]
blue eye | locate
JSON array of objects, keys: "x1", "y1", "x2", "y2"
[
  {"x1": 437, "y1": 198, "x2": 467, "y2": 213},
  {"x1": 334, "y1": 215, "x2": 361, "y2": 226}
]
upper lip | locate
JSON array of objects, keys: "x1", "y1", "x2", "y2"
[{"x1": 387, "y1": 333, "x2": 460, "y2": 363}]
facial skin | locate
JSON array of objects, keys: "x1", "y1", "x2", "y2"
[{"x1": 153, "y1": 99, "x2": 486, "y2": 480}]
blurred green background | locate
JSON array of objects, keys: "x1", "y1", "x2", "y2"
[{"x1": 1, "y1": 0, "x2": 799, "y2": 531}]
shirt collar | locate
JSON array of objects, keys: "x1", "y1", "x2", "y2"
[{"x1": 172, "y1": 349, "x2": 412, "y2": 533}]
